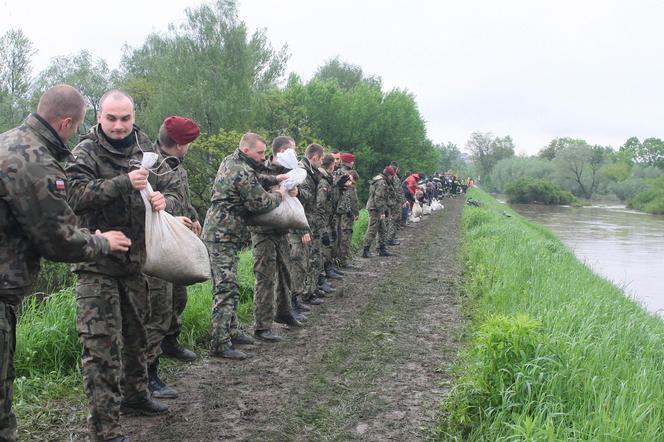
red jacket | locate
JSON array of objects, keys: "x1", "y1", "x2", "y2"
[{"x1": 405, "y1": 174, "x2": 420, "y2": 197}]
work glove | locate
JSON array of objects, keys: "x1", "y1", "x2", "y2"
[
  {"x1": 321, "y1": 231, "x2": 331, "y2": 246},
  {"x1": 336, "y1": 175, "x2": 350, "y2": 189}
]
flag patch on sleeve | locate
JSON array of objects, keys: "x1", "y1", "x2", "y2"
[{"x1": 55, "y1": 179, "x2": 65, "y2": 190}]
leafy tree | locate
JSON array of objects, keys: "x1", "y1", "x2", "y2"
[
  {"x1": 32, "y1": 51, "x2": 115, "y2": 131},
  {"x1": 490, "y1": 156, "x2": 554, "y2": 192},
  {"x1": 437, "y1": 142, "x2": 466, "y2": 173},
  {"x1": 505, "y1": 177, "x2": 577, "y2": 205},
  {"x1": 0, "y1": 29, "x2": 35, "y2": 130},
  {"x1": 314, "y1": 57, "x2": 381, "y2": 90},
  {"x1": 466, "y1": 131, "x2": 515, "y2": 180},
  {"x1": 553, "y1": 139, "x2": 610, "y2": 199}
]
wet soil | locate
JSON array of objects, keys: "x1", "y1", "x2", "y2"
[{"x1": 85, "y1": 197, "x2": 464, "y2": 441}]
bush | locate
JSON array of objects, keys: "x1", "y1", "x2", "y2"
[
  {"x1": 505, "y1": 177, "x2": 577, "y2": 205},
  {"x1": 627, "y1": 176, "x2": 664, "y2": 214}
]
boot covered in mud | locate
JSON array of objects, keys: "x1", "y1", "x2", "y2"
[
  {"x1": 378, "y1": 245, "x2": 392, "y2": 256},
  {"x1": 362, "y1": 246, "x2": 371, "y2": 258}
]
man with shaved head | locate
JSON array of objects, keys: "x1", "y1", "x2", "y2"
[
  {"x1": 0, "y1": 84, "x2": 131, "y2": 442},
  {"x1": 66, "y1": 89, "x2": 181, "y2": 442}
]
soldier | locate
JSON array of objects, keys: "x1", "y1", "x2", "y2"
[
  {"x1": 66, "y1": 89, "x2": 181, "y2": 441},
  {"x1": 334, "y1": 153, "x2": 360, "y2": 268},
  {"x1": 317, "y1": 155, "x2": 343, "y2": 281},
  {"x1": 251, "y1": 136, "x2": 302, "y2": 343},
  {"x1": 362, "y1": 165, "x2": 396, "y2": 258},
  {"x1": 296, "y1": 144, "x2": 326, "y2": 303},
  {"x1": 201, "y1": 133, "x2": 286, "y2": 360},
  {"x1": 145, "y1": 116, "x2": 201, "y2": 400},
  {"x1": 386, "y1": 160, "x2": 406, "y2": 246},
  {"x1": 0, "y1": 85, "x2": 131, "y2": 442},
  {"x1": 330, "y1": 149, "x2": 341, "y2": 170}
]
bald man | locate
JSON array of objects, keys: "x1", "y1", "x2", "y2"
[
  {"x1": 0, "y1": 84, "x2": 131, "y2": 442},
  {"x1": 66, "y1": 90, "x2": 181, "y2": 442}
]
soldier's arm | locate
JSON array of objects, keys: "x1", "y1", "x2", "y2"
[
  {"x1": 154, "y1": 157, "x2": 182, "y2": 214},
  {"x1": 66, "y1": 144, "x2": 132, "y2": 213},
  {"x1": 238, "y1": 170, "x2": 281, "y2": 214},
  {"x1": 8, "y1": 161, "x2": 109, "y2": 262},
  {"x1": 376, "y1": 180, "x2": 389, "y2": 213},
  {"x1": 258, "y1": 173, "x2": 279, "y2": 190},
  {"x1": 297, "y1": 176, "x2": 315, "y2": 206},
  {"x1": 313, "y1": 182, "x2": 329, "y2": 229}
]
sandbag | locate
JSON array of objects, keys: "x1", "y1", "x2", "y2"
[
  {"x1": 246, "y1": 148, "x2": 310, "y2": 230},
  {"x1": 412, "y1": 201, "x2": 423, "y2": 218},
  {"x1": 139, "y1": 153, "x2": 211, "y2": 285},
  {"x1": 422, "y1": 204, "x2": 432, "y2": 215}
]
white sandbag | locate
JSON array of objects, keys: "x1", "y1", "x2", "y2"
[
  {"x1": 246, "y1": 149, "x2": 310, "y2": 230},
  {"x1": 139, "y1": 153, "x2": 211, "y2": 285},
  {"x1": 422, "y1": 204, "x2": 432, "y2": 215},
  {"x1": 410, "y1": 215, "x2": 421, "y2": 223},
  {"x1": 431, "y1": 199, "x2": 443, "y2": 211},
  {"x1": 412, "y1": 201, "x2": 423, "y2": 218}
]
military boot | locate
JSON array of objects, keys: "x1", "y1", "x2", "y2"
[
  {"x1": 275, "y1": 314, "x2": 304, "y2": 328},
  {"x1": 120, "y1": 398, "x2": 169, "y2": 416},
  {"x1": 161, "y1": 336, "x2": 197, "y2": 362},
  {"x1": 104, "y1": 437, "x2": 130, "y2": 442},
  {"x1": 317, "y1": 276, "x2": 336, "y2": 294},
  {"x1": 387, "y1": 239, "x2": 401, "y2": 246},
  {"x1": 254, "y1": 329, "x2": 284, "y2": 342},
  {"x1": 303, "y1": 296, "x2": 324, "y2": 305},
  {"x1": 330, "y1": 264, "x2": 345, "y2": 276},
  {"x1": 379, "y1": 245, "x2": 392, "y2": 256},
  {"x1": 362, "y1": 246, "x2": 371, "y2": 258},
  {"x1": 148, "y1": 361, "x2": 178, "y2": 399},
  {"x1": 231, "y1": 331, "x2": 256, "y2": 346},
  {"x1": 324, "y1": 262, "x2": 343, "y2": 280},
  {"x1": 292, "y1": 295, "x2": 311, "y2": 312}
]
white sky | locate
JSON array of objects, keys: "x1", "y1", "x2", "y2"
[{"x1": 2, "y1": 0, "x2": 664, "y2": 154}]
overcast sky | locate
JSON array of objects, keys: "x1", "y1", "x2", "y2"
[{"x1": 2, "y1": 0, "x2": 664, "y2": 154}]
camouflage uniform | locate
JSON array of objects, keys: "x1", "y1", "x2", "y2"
[
  {"x1": 296, "y1": 157, "x2": 321, "y2": 299},
  {"x1": 66, "y1": 125, "x2": 180, "y2": 441},
  {"x1": 251, "y1": 158, "x2": 292, "y2": 331},
  {"x1": 145, "y1": 147, "x2": 199, "y2": 365},
  {"x1": 387, "y1": 173, "x2": 405, "y2": 242},
  {"x1": 333, "y1": 165, "x2": 359, "y2": 266},
  {"x1": 0, "y1": 114, "x2": 110, "y2": 442},
  {"x1": 201, "y1": 149, "x2": 281, "y2": 353},
  {"x1": 315, "y1": 168, "x2": 336, "y2": 269},
  {"x1": 362, "y1": 173, "x2": 391, "y2": 249}
]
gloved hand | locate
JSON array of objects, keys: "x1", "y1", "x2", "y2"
[
  {"x1": 330, "y1": 229, "x2": 337, "y2": 243},
  {"x1": 321, "y1": 231, "x2": 331, "y2": 246},
  {"x1": 336, "y1": 175, "x2": 350, "y2": 189}
]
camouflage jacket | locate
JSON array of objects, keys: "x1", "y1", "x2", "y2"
[
  {"x1": 159, "y1": 145, "x2": 198, "y2": 221},
  {"x1": 314, "y1": 168, "x2": 335, "y2": 232},
  {"x1": 0, "y1": 114, "x2": 109, "y2": 302},
  {"x1": 334, "y1": 164, "x2": 359, "y2": 217},
  {"x1": 389, "y1": 173, "x2": 405, "y2": 208},
  {"x1": 250, "y1": 156, "x2": 289, "y2": 235},
  {"x1": 297, "y1": 157, "x2": 320, "y2": 228},
  {"x1": 365, "y1": 173, "x2": 391, "y2": 213},
  {"x1": 201, "y1": 149, "x2": 281, "y2": 244},
  {"x1": 66, "y1": 124, "x2": 181, "y2": 276}
]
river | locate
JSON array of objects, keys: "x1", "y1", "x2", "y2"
[{"x1": 497, "y1": 198, "x2": 664, "y2": 316}]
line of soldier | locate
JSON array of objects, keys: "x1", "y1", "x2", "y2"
[{"x1": 0, "y1": 85, "x2": 394, "y2": 442}]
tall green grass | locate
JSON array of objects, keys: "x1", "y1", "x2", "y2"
[
  {"x1": 14, "y1": 210, "x2": 370, "y2": 426},
  {"x1": 439, "y1": 189, "x2": 664, "y2": 440}
]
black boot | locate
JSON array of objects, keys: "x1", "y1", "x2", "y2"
[
  {"x1": 275, "y1": 314, "x2": 304, "y2": 328},
  {"x1": 379, "y1": 245, "x2": 392, "y2": 256},
  {"x1": 362, "y1": 246, "x2": 371, "y2": 258},
  {"x1": 292, "y1": 295, "x2": 311, "y2": 312},
  {"x1": 387, "y1": 239, "x2": 401, "y2": 246},
  {"x1": 324, "y1": 262, "x2": 343, "y2": 279},
  {"x1": 148, "y1": 360, "x2": 178, "y2": 399},
  {"x1": 120, "y1": 397, "x2": 169, "y2": 416},
  {"x1": 329, "y1": 263, "x2": 345, "y2": 275},
  {"x1": 161, "y1": 336, "x2": 197, "y2": 362},
  {"x1": 318, "y1": 276, "x2": 336, "y2": 293}
]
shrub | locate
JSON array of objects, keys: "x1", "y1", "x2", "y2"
[
  {"x1": 505, "y1": 177, "x2": 577, "y2": 205},
  {"x1": 627, "y1": 176, "x2": 664, "y2": 214}
]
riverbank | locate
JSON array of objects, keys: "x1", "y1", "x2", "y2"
[{"x1": 438, "y1": 188, "x2": 664, "y2": 440}]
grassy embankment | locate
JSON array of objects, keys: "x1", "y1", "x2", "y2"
[
  {"x1": 438, "y1": 188, "x2": 664, "y2": 440},
  {"x1": 14, "y1": 210, "x2": 369, "y2": 436}
]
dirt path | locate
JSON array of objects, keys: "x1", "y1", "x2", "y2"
[{"x1": 118, "y1": 197, "x2": 465, "y2": 441}]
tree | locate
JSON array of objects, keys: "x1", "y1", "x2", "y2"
[
  {"x1": 466, "y1": 131, "x2": 515, "y2": 179},
  {"x1": 32, "y1": 51, "x2": 115, "y2": 131},
  {"x1": 437, "y1": 142, "x2": 466, "y2": 173},
  {"x1": 553, "y1": 139, "x2": 610, "y2": 199},
  {"x1": 0, "y1": 29, "x2": 35, "y2": 130},
  {"x1": 314, "y1": 57, "x2": 381, "y2": 90}
]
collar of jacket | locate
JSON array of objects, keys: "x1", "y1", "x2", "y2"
[
  {"x1": 318, "y1": 167, "x2": 332, "y2": 181},
  {"x1": 235, "y1": 148, "x2": 263, "y2": 170},
  {"x1": 158, "y1": 143, "x2": 182, "y2": 169},
  {"x1": 81, "y1": 124, "x2": 153, "y2": 156},
  {"x1": 26, "y1": 113, "x2": 72, "y2": 162}
]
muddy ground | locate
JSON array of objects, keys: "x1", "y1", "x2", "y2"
[{"x1": 74, "y1": 197, "x2": 464, "y2": 441}]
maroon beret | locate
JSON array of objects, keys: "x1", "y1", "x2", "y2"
[
  {"x1": 340, "y1": 152, "x2": 356, "y2": 163},
  {"x1": 384, "y1": 165, "x2": 396, "y2": 176},
  {"x1": 164, "y1": 116, "x2": 200, "y2": 145}
]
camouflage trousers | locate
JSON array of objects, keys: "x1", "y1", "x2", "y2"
[
  {"x1": 363, "y1": 210, "x2": 387, "y2": 249},
  {"x1": 251, "y1": 232, "x2": 292, "y2": 331},
  {"x1": 335, "y1": 214, "x2": 355, "y2": 266},
  {"x1": 387, "y1": 205, "x2": 402, "y2": 242},
  {"x1": 0, "y1": 301, "x2": 17, "y2": 442},
  {"x1": 287, "y1": 232, "x2": 309, "y2": 299},
  {"x1": 306, "y1": 233, "x2": 323, "y2": 296},
  {"x1": 75, "y1": 272, "x2": 149, "y2": 441},
  {"x1": 205, "y1": 240, "x2": 241, "y2": 353},
  {"x1": 145, "y1": 277, "x2": 188, "y2": 365}
]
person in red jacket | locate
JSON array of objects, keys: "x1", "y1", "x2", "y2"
[{"x1": 405, "y1": 173, "x2": 420, "y2": 205}]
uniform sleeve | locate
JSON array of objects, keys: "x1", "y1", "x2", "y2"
[
  {"x1": 313, "y1": 181, "x2": 329, "y2": 229},
  {"x1": 154, "y1": 157, "x2": 182, "y2": 214},
  {"x1": 181, "y1": 171, "x2": 199, "y2": 222},
  {"x1": 9, "y1": 161, "x2": 109, "y2": 262},
  {"x1": 258, "y1": 173, "x2": 279, "y2": 190},
  {"x1": 238, "y1": 170, "x2": 281, "y2": 214},
  {"x1": 350, "y1": 189, "x2": 359, "y2": 216},
  {"x1": 376, "y1": 180, "x2": 389, "y2": 213},
  {"x1": 297, "y1": 175, "x2": 316, "y2": 207},
  {"x1": 66, "y1": 145, "x2": 132, "y2": 213}
]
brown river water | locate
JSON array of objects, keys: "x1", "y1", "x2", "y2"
[{"x1": 496, "y1": 197, "x2": 664, "y2": 316}]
